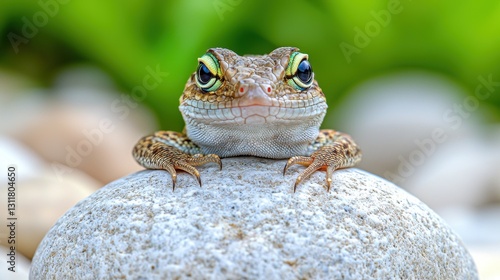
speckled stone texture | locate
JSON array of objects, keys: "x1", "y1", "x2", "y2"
[{"x1": 30, "y1": 157, "x2": 477, "y2": 279}]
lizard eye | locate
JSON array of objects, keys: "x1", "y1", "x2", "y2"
[
  {"x1": 196, "y1": 53, "x2": 222, "y2": 92},
  {"x1": 286, "y1": 52, "x2": 314, "y2": 91}
]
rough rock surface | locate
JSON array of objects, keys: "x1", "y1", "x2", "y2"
[{"x1": 30, "y1": 157, "x2": 477, "y2": 279}]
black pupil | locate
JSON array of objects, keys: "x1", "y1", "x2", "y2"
[
  {"x1": 297, "y1": 60, "x2": 312, "y2": 83},
  {"x1": 197, "y1": 63, "x2": 213, "y2": 84}
]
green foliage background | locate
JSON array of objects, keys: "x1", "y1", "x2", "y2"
[{"x1": 1, "y1": 0, "x2": 499, "y2": 130}]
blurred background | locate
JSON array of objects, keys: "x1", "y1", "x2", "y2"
[{"x1": 0, "y1": 0, "x2": 499, "y2": 278}]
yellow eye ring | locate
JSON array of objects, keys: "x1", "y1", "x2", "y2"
[
  {"x1": 286, "y1": 52, "x2": 314, "y2": 91},
  {"x1": 196, "y1": 53, "x2": 223, "y2": 92}
]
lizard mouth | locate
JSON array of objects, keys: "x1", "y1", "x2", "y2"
[{"x1": 180, "y1": 96, "x2": 327, "y2": 125}]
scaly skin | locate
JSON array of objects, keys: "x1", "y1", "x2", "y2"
[{"x1": 133, "y1": 47, "x2": 361, "y2": 191}]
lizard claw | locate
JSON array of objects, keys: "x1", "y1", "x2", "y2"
[
  {"x1": 284, "y1": 156, "x2": 328, "y2": 192},
  {"x1": 168, "y1": 160, "x2": 202, "y2": 190},
  {"x1": 135, "y1": 141, "x2": 221, "y2": 190},
  {"x1": 168, "y1": 154, "x2": 221, "y2": 190},
  {"x1": 163, "y1": 164, "x2": 178, "y2": 190},
  {"x1": 284, "y1": 145, "x2": 345, "y2": 192}
]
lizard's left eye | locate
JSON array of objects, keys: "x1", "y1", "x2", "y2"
[
  {"x1": 286, "y1": 52, "x2": 314, "y2": 91},
  {"x1": 196, "y1": 53, "x2": 222, "y2": 92}
]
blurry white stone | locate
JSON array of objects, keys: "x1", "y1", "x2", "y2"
[
  {"x1": 31, "y1": 158, "x2": 477, "y2": 279},
  {"x1": 0, "y1": 137, "x2": 45, "y2": 180},
  {"x1": 0, "y1": 137, "x2": 100, "y2": 259},
  {"x1": 12, "y1": 167, "x2": 99, "y2": 259},
  {"x1": 403, "y1": 124, "x2": 500, "y2": 210},
  {"x1": 468, "y1": 246, "x2": 500, "y2": 280},
  {"x1": 488, "y1": 127, "x2": 500, "y2": 203},
  {"x1": 440, "y1": 206, "x2": 500, "y2": 248},
  {"x1": 0, "y1": 246, "x2": 30, "y2": 280},
  {"x1": 329, "y1": 71, "x2": 481, "y2": 179},
  {"x1": 11, "y1": 66, "x2": 157, "y2": 184},
  {"x1": 456, "y1": 208, "x2": 500, "y2": 280},
  {"x1": 53, "y1": 65, "x2": 117, "y2": 91},
  {"x1": 0, "y1": 89, "x2": 49, "y2": 135},
  {"x1": 404, "y1": 137, "x2": 494, "y2": 210}
]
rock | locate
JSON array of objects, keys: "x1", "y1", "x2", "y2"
[
  {"x1": 329, "y1": 72, "x2": 480, "y2": 181},
  {"x1": 15, "y1": 101, "x2": 150, "y2": 184},
  {"x1": 7, "y1": 66, "x2": 157, "y2": 185},
  {"x1": 30, "y1": 158, "x2": 477, "y2": 279},
  {"x1": 440, "y1": 205, "x2": 500, "y2": 280},
  {"x1": 0, "y1": 70, "x2": 50, "y2": 136},
  {"x1": 404, "y1": 137, "x2": 497, "y2": 211},
  {"x1": 328, "y1": 72, "x2": 500, "y2": 220},
  {"x1": 0, "y1": 136, "x2": 100, "y2": 259},
  {"x1": 0, "y1": 137, "x2": 46, "y2": 181},
  {"x1": 13, "y1": 167, "x2": 99, "y2": 259},
  {"x1": 468, "y1": 246, "x2": 500, "y2": 280}
]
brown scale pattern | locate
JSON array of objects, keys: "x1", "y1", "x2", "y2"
[{"x1": 133, "y1": 133, "x2": 221, "y2": 190}]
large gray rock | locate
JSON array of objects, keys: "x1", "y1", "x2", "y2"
[{"x1": 30, "y1": 157, "x2": 477, "y2": 279}]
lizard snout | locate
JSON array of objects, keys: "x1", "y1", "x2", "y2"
[{"x1": 235, "y1": 82, "x2": 273, "y2": 107}]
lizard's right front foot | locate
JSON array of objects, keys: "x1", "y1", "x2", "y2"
[{"x1": 133, "y1": 132, "x2": 221, "y2": 190}]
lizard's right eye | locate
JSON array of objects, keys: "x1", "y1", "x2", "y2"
[{"x1": 196, "y1": 53, "x2": 222, "y2": 92}]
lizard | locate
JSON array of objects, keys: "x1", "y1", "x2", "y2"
[{"x1": 133, "y1": 47, "x2": 361, "y2": 192}]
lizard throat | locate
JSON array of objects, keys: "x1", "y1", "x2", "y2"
[{"x1": 179, "y1": 97, "x2": 327, "y2": 158}]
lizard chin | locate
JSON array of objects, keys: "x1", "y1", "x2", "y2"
[
  {"x1": 179, "y1": 98, "x2": 328, "y2": 158},
  {"x1": 180, "y1": 96, "x2": 327, "y2": 125}
]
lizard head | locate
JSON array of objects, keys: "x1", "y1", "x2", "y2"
[{"x1": 179, "y1": 47, "x2": 328, "y2": 158}]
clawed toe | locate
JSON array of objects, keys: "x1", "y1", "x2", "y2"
[
  {"x1": 163, "y1": 164, "x2": 178, "y2": 190},
  {"x1": 133, "y1": 132, "x2": 223, "y2": 191},
  {"x1": 284, "y1": 153, "x2": 339, "y2": 192},
  {"x1": 172, "y1": 161, "x2": 202, "y2": 190},
  {"x1": 161, "y1": 154, "x2": 221, "y2": 191}
]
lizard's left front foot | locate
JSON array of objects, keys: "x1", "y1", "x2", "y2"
[{"x1": 283, "y1": 132, "x2": 362, "y2": 192}]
